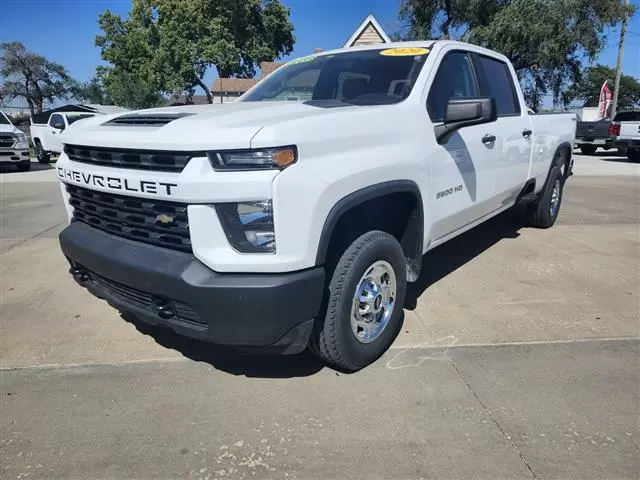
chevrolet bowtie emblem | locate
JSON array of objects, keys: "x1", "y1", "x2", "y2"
[{"x1": 156, "y1": 214, "x2": 174, "y2": 224}]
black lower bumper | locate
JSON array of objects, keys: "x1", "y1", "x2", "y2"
[
  {"x1": 60, "y1": 222, "x2": 325, "y2": 354},
  {"x1": 616, "y1": 139, "x2": 640, "y2": 149}
]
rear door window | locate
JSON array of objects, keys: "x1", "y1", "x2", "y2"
[{"x1": 474, "y1": 55, "x2": 521, "y2": 116}]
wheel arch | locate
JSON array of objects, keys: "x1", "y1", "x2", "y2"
[
  {"x1": 555, "y1": 141, "x2": 573, "y2": 180},
  {"x1": 315, "y1": 180, "x2": 424, "y2": 282}
]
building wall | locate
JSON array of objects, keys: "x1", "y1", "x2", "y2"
[{"x1": 352, "y1": 24, "x2": 385, "y2": 46}]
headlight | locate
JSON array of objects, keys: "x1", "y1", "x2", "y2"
[
  {"x1": 209, "y1": 146, "x2": 297, "y2": 171},
  {"x1": 215, "y1": 200, "x2": 275, "y2": 253},
  {"x1": 15, "y1": 134, "x2": 28, "y2": 147}
]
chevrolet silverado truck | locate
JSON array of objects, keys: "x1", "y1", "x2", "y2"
[
  {"x1": 30, "y1": 111, "x2": 96, "y2": 163},
  {"x1": 0, "y1": 111, "x2": 31, "y2": 171},
  {"x1": 56, "y1": 41, "x2": 576, "y2": 371}
]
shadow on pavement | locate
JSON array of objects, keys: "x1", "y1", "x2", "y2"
[
  {"x1": 599, "y1": 156, "x2": 635, "y2": 164},
  {"x1": 405, "y1": 206, "x2": 526, "y2": 309},
  {"x1": 0, "y1": 160, "x2": 55, "y2": 173},
  {"x1": 121, "y1": 313, "x2": 325, "y2": 378}
]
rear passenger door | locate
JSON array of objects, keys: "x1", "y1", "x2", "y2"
[
  {"x1": 426, "y1": 50, "x2": 499, "y2": 243},
  {"x1": 472, "y1": 54, "x2": 531, "y2": 202}
]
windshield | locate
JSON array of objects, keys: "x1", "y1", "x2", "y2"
[
  {"x1": 0, "y1": 113, "x2": 11, "y2": 125},
  {"x1": 242, "y1": 47, "x2": 430, "y2": 106},
  {"x1": 67, "y1": 114, "x2": 95, "y2": 125}
]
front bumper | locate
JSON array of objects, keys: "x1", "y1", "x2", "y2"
[
  {"x1": 0, "y1": 149, "x2": 30, "y2": 164},
  {"x1": 60, "y1": 222, "x2": 325, "y2": 354}
]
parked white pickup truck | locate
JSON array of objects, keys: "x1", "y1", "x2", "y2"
[
  {"x1": 56, "y1": 41, "x2": 576, "y2": 371},
  {"x1": 610, "y1": 110, "x2": 640, "y2": 162},
  {"x1": 30, "y1": 112, "x2": 96, "y2": 163},
  {"x1": 0, "y1": 111, "x2": 31, "y2": 171}
]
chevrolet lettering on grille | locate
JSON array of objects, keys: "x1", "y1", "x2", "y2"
[{"x1": 57, "y1": 167, "x2": 178, "y2": 196}]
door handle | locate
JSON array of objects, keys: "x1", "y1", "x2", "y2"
[
  {"x1": 522, "y1": 129, "x2": 532, "y2": 138},
  {"x1": 482, "y1": 134, "x2": 496, "y2": 144}
]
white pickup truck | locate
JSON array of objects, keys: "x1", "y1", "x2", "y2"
[
  {"x1": 610, "y1": 110, "x2": 640, "y2": 162},
  {"x1": 30, "y1": 111, "x2": 96, "y2": 163},
  {"x1": 56, "y1": 41, "x2": 576, "y2": 371},
  {"x1": 0, "y1": 111, "x2": 31, "y2": 171}
]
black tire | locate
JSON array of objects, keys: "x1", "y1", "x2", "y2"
[
  {"x1": 626, "y1": 149, "x2": 640, "y2": 163},
  {"x1": 34, "y1": 140, "x2": 50, "y2": 164},
  {"x1": 579, "y1": 145, "x2": 597, "y2": 155},
  {"x1": 314, "y1": 230, "x2": 406, "y2": 372},
  {"x1": 16, "y1": 161, "x2": 31, "y2": 172},
  {"x1": 528, "y1": 166, "x2": 564, "y2": 228},
  {"x1": 617, "y1": 146, "x2": 627, "y2": 156}
]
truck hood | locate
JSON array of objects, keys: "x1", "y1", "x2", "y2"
[
  {"x1": 0, "y1": 124, "x2": 22, "y2": 135},
  {"x1": 62, "y1": 101, "x2": 366, "y2": 151}
]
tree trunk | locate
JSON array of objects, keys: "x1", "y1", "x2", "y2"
[
  {"x1": 27, "y1": 99, "x2": 36, "y2": 118},
  {"x1": 442, "y1": 0, "x2": 452, "y2": 39},
  {"x1": 195, "y1": 78, "x2": 213, "y2": 104}
]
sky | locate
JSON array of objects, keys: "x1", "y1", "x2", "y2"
[{"x1": 1, "y1": 0, "x2": 640, "y2": 109}]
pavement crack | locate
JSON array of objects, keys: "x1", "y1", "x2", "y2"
[
  {"x1": 446, "y1": 352, "x2": 537, "y2": 478},
  {"x1": 2, "y1": 220, "x2": 65, "y2": 253}
]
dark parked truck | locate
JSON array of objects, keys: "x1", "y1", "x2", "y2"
[
  {"x1": 575, "y1": 119, "x2": 617, "y2": 155},
  {"x1": 56, "y1": 41, "x2": 576, "y2": 371}
]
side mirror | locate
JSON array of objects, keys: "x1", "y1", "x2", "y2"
[
  {"x1": 53, "y1": 122, "x2": 65, "y2": 131},
  {"x1": 434, "y1": 97, "x2": 497, "y2": 144}
]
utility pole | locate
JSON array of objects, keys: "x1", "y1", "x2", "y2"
[{"x1": 611, "y1": 0, "x2": 630, "y2": 119}]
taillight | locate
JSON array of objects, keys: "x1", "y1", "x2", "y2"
[{"x1": 609, "y1": 123, "x2": 621, "y2": 136}]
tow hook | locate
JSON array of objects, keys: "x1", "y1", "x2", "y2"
[
  {"x1": 154, "y1": 298, "x2": 176, "y2": 319},
  {"x1": 70, "y1": 266, "x2": 90, "y2": 282}
]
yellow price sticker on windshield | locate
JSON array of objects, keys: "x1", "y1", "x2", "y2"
[{"x1": 380, "y1": 47, "x2": 429, "y2": 56}]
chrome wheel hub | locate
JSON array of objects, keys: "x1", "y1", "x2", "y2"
[
  {"x1": 351, "y1": 260, "x2": 397, "y2": 344},
  {"x1": 550, "y1": 179, "x2": 561, "y2": 216}
]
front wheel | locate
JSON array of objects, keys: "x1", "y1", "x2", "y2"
[
  {"x1": 579, "y1": 145, "x2": 597, "y2": 155},
  {"x1": 313, "y1": 231, "x2": 406, "y2": 372},
  {"x1": 35, "y1": 140, "x2": 50, "y2": 164}
]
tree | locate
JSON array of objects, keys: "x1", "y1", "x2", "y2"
[
  {"x1": 564, "y1": 64, "x2": 640, "y2": 110},
  {"x1": 96, "y1": 0, "x2": 295, "y2": 104},
  {"x1": 397, "y1": 0, "x2": 631, "y2": 108},
  {"x1": 77, "y1": 66, "x2": 165, "y2": 109},
  {"x1": 77, "y1": 67, "x2": 112, "y2": 105},
  {"x1": 0, "y1": 42, "x2": 78, "y2": 116}
]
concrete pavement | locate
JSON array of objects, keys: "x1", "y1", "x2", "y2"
[{"x1": 1, "y1": 153, "x2": 639, "y2": 479}]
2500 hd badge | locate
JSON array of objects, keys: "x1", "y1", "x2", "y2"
[{"x1": 57, "y1": 167, "x2": 177, "y2": 195}]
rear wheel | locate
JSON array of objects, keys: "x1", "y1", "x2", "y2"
[
  {"x1": 313, "y1": 230, "x2": 406, "y2": 372},
  {"x1": 528, "y1": 166, "x2": 564, "y2": 228},
  {"x1": 626, "y1": 149, "x2": 640, "y2": 162},
  {"x1": 16, "y1": 161, "x2": 31, "y2": 172},
  {"x1": 35, "y1": 140, "x2": 50, "y2": 164},
  {"x1": 579, "y1": 145, "x2": 597, "y2": 155}
]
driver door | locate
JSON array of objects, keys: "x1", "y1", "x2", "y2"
[
  {"x1": 48, "y1": 113, "x2": 65, "y2": 152},
  {"x1": 425, "y1": 50, "x2": 499, "y2": 244}
]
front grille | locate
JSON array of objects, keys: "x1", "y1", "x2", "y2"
[
  {"x1": 66, "y1": 184, "x2": 192, "y2": 252},
  {"x1": 0, "y1": 134, "x2": 15, "y2": 148},
  {"x1": 88, "y1": 268, "x2": 203, "y2": 325},
  {"x1": 64, "y1": 144, "x2": 204, "y2": 172}
]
